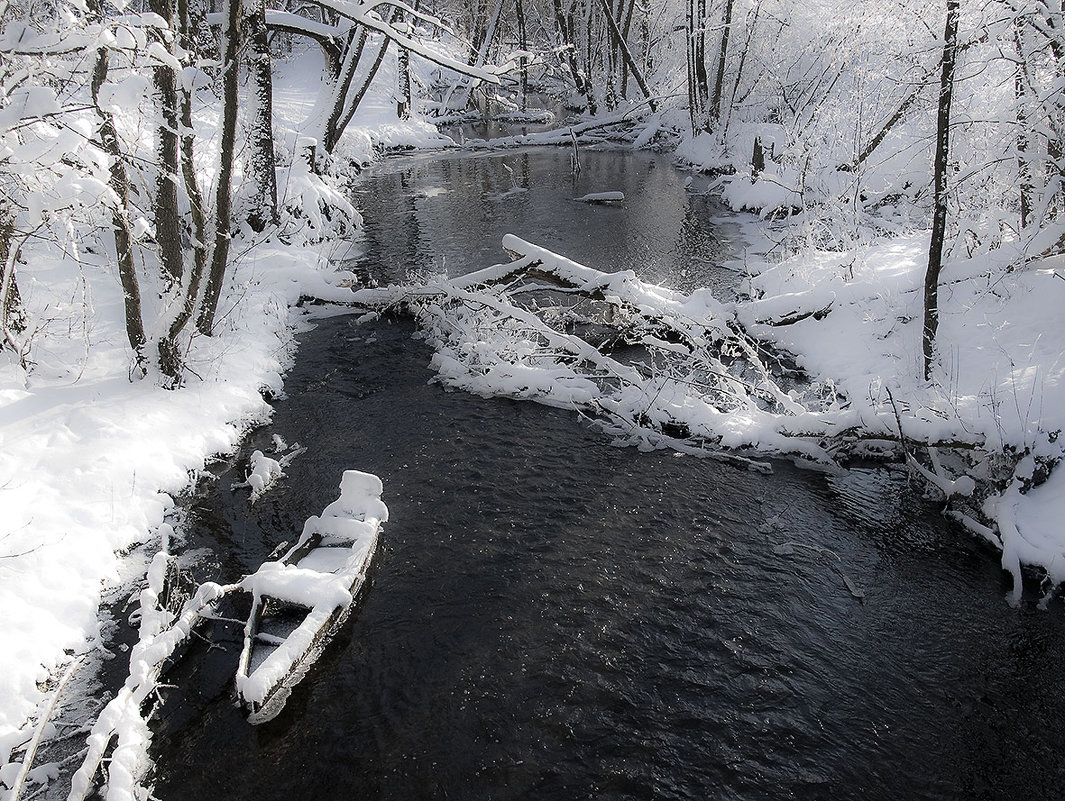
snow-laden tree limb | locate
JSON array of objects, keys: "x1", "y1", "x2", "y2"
[
  {"x1": 311, "y1": 0, "x2": 508, "y2": 83},
  {"x1": 67, "y1": 555, "x2": 240, "y2": 801},
  {"x1": 263, "y1": 9, "x2": 352, "y2": 43},
  {"x1": 351, "y1": 236, "x2": 863, "y2": 465}
]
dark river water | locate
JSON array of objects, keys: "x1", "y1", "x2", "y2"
[{"x1": 153, "y1": 149, "x2": 1065, "y2": 800}]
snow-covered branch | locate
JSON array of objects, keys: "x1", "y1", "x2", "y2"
[
  {"x1": 263, "y1": 9, "x2": 352, "y2": 43},
  {"x1": 312, "y1": 0, "x2": 507, "y2": 83},
  {"x1": 352, "y1": 237, "x2": 856, "y2": 465}
]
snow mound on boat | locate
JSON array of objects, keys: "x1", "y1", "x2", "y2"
[
  {"x1": 322, "y1": 470, "x2": 389, "y2": 522},
  {"x1": 242, "y1": 563, "x2": 353, "y2": 610}
]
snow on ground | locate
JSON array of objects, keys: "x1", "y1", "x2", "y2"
[
  {"x1": 731, "y1": 227, "x2": 1065, "y2": 453},
  {"x1": 721, "y1": 212, "x2": 1065, "y2": 589},
  {"x1": 0, "y1": 43, "x2": 442, "y2": 784}
]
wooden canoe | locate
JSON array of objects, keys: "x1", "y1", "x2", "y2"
[{"x1": 235, "y1": 470, "x2": 387, "y2": 724}]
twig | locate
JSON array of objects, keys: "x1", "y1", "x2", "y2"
[{"x1": 7, "y1": 655, "x2": 84, "y2": 801}]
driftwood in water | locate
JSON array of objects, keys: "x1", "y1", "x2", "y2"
[
  {"x1": 349, "y1": 236, "x2": 988, "y2": 473},
  {"x1": 351, "y1": 235, "x2": 832, "y2": 467},
  {"x1": 69, "y1": 575, "x2": 240, "y2": 801}
]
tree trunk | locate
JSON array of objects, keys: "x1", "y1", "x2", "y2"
[
  {"x1": 695, "y1": 0, "x2": 709, "y2": 105},
  {"x1": 1027, "y1": 1, "x2": 1065, "y2": 228},
  {"x1": 618, "y1": 0, "x2": 637, "y2": 99},
  {"x1": 334, "y1": 32, "x2": 393, "y2": 149},
  {"x1": 149, "y1": 0, "x2": 184, "y2": 286},
  {"x1": 468, "y1": 0, "x2": 490, "y2": 64},
  {"x1": 723, "y1": 2, "x2": 760, "y2": 137},
  {"x1": 159, "y1": 0, "x2": 210, "y2": 381},
  {"x1": 516, "y1": 0, "x2": 528, "y2": 111},
  {"x1": 685, "y1": 0, "x2": 708, "y2": 127},
  {"x1": 1016, "y1": 62, "x2": 1033, "y2": 229},
  {"x1": 685, "y1": 0, "x2": 699, "y2": 127},
  {"x1": 88, "y1": 0, "x2": 147, "y2": 370},
  {"x1": 397, "y1": 34, "x2": 411, "y2": 119},
  {"x1": 197, "y1": 0, "x2": 241, "y2": 336},
  {"x1": 598, "y1": 0, "x2": 654, "y2": 110},
  {"x1": 320, "y1": 26, "x2": 369, "y2": 156},
  {"x1": 844, "y1": 83, "x2": 923, "y2": 173},
  {"x1": 554, "y1": 0, "x2": 597, "y2": 114},
  {"x1": 922, "y1": 0, "x2": 960, "y2": 381},
  {"x1": 0, "y1": 215, "x2": 26, "y2": 354},
  {"x1": 243, "y1": 0, "x2": 278, "y2": 233},
  {"x1": 446, "y1": 0, "x2": 504, "y2": 114},
  {"x1": 92, "y1": 42, "x2": 148, "y2": 370},
  {"x1": 710, "y1": 0, "x2": 734, "y2": 126}
]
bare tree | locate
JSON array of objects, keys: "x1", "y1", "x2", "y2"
[
  {"x1": 0, "y1": 214, "x2": 26, "y2": 356},
  {"x1": 710, "y1": 0, "x2": 734, "y2": 125},
  {"x1": 923, "y1": 0, "x2": 960, "y2": 380},
  {"x1": 686, "y1": 0, "x2": 708, "y2": 128},
  {"x1": 515, "y1": 0, "x2": 529, "y2": 110},
  {"x1": 554, "y1": 0, "x2": 597, "y2": 114},
  {"x1": 397, "y1": 27, "x2": 412, "y2": 119},
  {"x1": 197, "y1": 0, "x2": 241, "y2": 336},
  {"x1": 157, "y1": 0, "x2": 211, "y2": 382},
  {"x1": 244, "y1": 0, "x2": 279, "y2": 232},
  {"x1": 599, "y1": 0, "x2": 654, "y2": 110},
  {"x1": 88, "y1": 0, "x2": 148, "y2": 371},
  {"x1": 149, "y1": 0, "x2": 185, "y2": 286}
]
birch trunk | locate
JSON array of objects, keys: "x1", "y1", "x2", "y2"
[{"x1": 0, "y1": 215, "x2": 26, "y2": 354}]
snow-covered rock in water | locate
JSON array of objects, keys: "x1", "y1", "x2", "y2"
[
  {"x1": 573, "y1": 191, "x2": 624, "y2": 203},
  {"x1": 231, "y1": 442, "x2": 306, "y2": 502},
  {"x1": 231, "y1": 450, "x2": 283, "y2": 501}
]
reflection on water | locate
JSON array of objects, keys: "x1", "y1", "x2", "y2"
[
  {"x1": 152, "y1": 151, "x2": 1065, "y2": 801},
  {"x1": 343, "y1": 148, "x2": 741, "y2": 295}
]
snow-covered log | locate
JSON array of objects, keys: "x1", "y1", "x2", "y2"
[
  {"x1": 67, "y1": 557, "x2": 240, "y2": 801},
  {"x1": 573, "y1": 191, "x2": 625, "y2": 203},
  {"x1": 352, "y1": 237, "x2": 858, "y2": 465}
]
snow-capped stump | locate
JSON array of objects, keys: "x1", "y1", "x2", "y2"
[
  {"x1": 235, "y1": 469, "x2": 387, "y2": 724},
  {"x1": 573, "y1": 191, "x2": 624, "y2": 203},
  {"x1": 231, "y1": 450, "x2": 283, "y2": 501},
  {"x1": 231, "y1": 442, "x2": 306, "y2": 502}
]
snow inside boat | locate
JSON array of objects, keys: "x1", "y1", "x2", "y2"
[{"x1": 235, "y1": 470, "x2": 387, "y2": 724}]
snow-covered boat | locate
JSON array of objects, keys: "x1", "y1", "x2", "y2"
[{"x1": 235, "y1": 470, "x2": 387, "y2": 724}]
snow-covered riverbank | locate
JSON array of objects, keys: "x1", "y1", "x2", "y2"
[
  {"x1": 0, "y1": 48, "x2": 444, "y2": 791},
  {"x1": 671, "y1": 125, "x2": 1065, "y2": 597},
  {"x1": 719, "y1": 196, "x2": 1065, "y2": 599}
]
